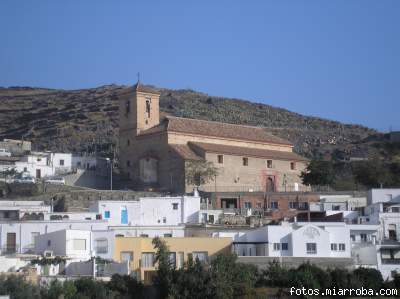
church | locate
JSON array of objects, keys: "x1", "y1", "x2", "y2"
[{"x1": 119, "y1": 82, "x2": 309, "y2": 194}]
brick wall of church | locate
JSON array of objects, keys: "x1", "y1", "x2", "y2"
[{"x1": 194, "y1": 152, "x2": 308, "y2": 193}]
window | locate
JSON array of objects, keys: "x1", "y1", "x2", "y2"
[
  {"x1": 121, "y1": 251, "x2": 133, "y2": 262},
  {"x1": 217, "y1": 155, "x2": 224, "y2": 164},
  {"x1": 72, "y1": 239, "x2": 86, "y2": 250},
  {"x1": 243, "y1": 157, "x2": 248, "y2": 166},
  {"x1": 290, "y1": 162, "x2": 296, "y2": 170},
  {"x1": 145, "y1": 98, "x2": 151, "y2": 118},
  {"x1": 59, "y1": 159, "x2": 64, "y2": 166},
  {"x1": 339, "y1": 244, "x2": 346, "y2": 251},
  {"x1": 172, "y1": 203, "x2": 179, "y2": 210},
  {"x1": 140, "y1": 234, "x2": 149, "y2": 237},
  {"x1": 125, "y1": 100, "x2": 130, "y2": 113},
  {"x1": 273, "y1": 243, "x2": 281, "y2": 251},
  {"x1": 281, "y1": 243, "x2": 289, "y2": 251},
  {"x1": 331, "y1": 243, "x2": 338, "y2": 251},
  {"x1": 192, "y1": 251, "x2": 208, "y2": 263},
  {"x1": 37, "y1": 158, "x2": 41, "y2": 162},
  {"x1": 141, "y1": 253, "x2": 155, "y2": 267},
  {"x1": 24, "y1": 167, "x2": 27, "y2": 172},
  {"x1": 270, "y1": 202, "x2": 278, "y2": 209},
  {"x1": 350, "y1": 235, "x2": 355, "y2": 242},
  {"x1": 244, "y1": 202, "x2": 252, "y2": 209},
  {"x1": 392, "y1": 207, "x2": 400, "y2": 213},
  {"x1": 267, "y1": 160, "x2": 273, "y2": 168},
  {"x1": 95, "y1": 238, "x2": 108, "y2": 254},
  {"x1": 104, "y1": 211, "x2": 110, "y2": 219},
  {"x1": 178, "y1": 252, "x2": 184, "y2": 269},
  {"x1": 163, "y1": 217, "x2": 167, "y2": 224},
  {"x1": 169, "y1": 252, "x2": 176, "y2": 267},
  {"x1": 298, "y1": 202, "x2": 309, "y2": 210},
  {"x1": 289, "y1": 202, "x2": 298, "y2": 209},
  {"x1": 126, "y1": 160, "x2": 131, "y2": 167},
  {"x1": 47, "y1": 240, "x2": 51, "y2": 247},
  {"x1": 164, "y1": 233, "x2": 172, "y2": 237},
  {"x1": 306, "y1": 243, "x2": 317, "y2": 254}
]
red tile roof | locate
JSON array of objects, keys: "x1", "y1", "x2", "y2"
[
  {"x1": 169, "y1": 144, "x2": 202, "y2": 161},
  {"x1": 189, "y1": 142, "x2": 308, "y2": 162},
  {"x1": 166, "y1": 116, "x2": 292, "y2": 145}
]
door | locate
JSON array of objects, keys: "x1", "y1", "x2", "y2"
[
  {"x1": 121, "y1": 206, "x2": 128, "y2": 224},
  {"x1": 36, "y1": 169, "x2": 41, "y2": 179},
  {"x1": 6, "y1": 233, "x2": 16, "y2": 253},
  {"x1": 266, "y1": 177, "x2": 275, "y2": 192}
]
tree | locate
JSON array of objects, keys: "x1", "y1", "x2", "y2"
[
  {"x1": 152, "y1": 237, "x2": 174, "y2": 299},
  {"x1": 185, "y1": 160, "x2": 218, "y2": 187},
  {"x1": 107, "y1": 274, "x2": 144, "y2": 299},
  {"x1": 209, "y1": 253, "x2": 258, "y2": 299},
  {"x1": 352, "y1": 159, "x2": 392, "y2": 188},
  {"x1": 0, "y1": 275, "x2": 41, "y2": 299},
  {"x1": 301, "y1": 160, "x2": 334, "y2": 187},
  {"x1": 259, "y1": 260, "x2": 289, "y2": 287},
  {"x1": 350, "y1": 268, "x2": 383, "y2": 291}
]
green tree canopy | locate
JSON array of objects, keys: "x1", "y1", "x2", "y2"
[
  {"x1": 185, "y1": 160, "x2": 218, "y2": 187},
  {"x1": 300, "y1": 159, "x2": 334, "y2": 187}
]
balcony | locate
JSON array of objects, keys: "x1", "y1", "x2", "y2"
[{"x1": 381, "y1": 259, "x2": 400, "y2": 265}]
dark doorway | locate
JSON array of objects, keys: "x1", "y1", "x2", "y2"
[
  {"x1": 221, "y1": 198, "x2": 237, "y2": 209},
  {"x1": 6, "y1": 233, "x2": 16, "y2": 253},
  {"x1": 266, "y1": 177, "x2": 275, "y2": 192}
]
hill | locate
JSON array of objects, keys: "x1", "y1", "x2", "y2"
[{"x1": 0, "y1": 85, "x2": 380, "y2": 160}]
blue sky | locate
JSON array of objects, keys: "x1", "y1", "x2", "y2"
[{"x1": 0, "y1": 1, "x2": 399, "y2": 131}]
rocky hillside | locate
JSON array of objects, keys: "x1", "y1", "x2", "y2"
[{"x1": 0, "y1": 85, "x2": 380, "y2": 159}]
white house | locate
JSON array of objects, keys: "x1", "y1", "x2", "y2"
[
  {"x1": 214, "y1": 222, "x2": 351, "y2": 258},
  {"x1": 14, "y1": 152, "x2": 72, "y2": 179},
  {"x1": 0, "y1": 219, "x2": 108, "y2": 255},
  {"x1": 35, "y1": 229, "x2": 93, "y2": 261},
  {"x1": 90, "y1": 196, "x2": 200, "y2": 226}
]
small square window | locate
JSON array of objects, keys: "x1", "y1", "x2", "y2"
[
  {"x1": 104, "y1": 211, "x2": 110, "y2": 219},
  {"x1": 281, "y1": 243, "x2": 289, "y2": 250},
  {"x1": 331, "y1": 243, "x2": 337, "y2": 251},
  {"x1": 172, "y1": 203, "x2": 179, "y2": 210},
  {"x1": 273, "y1": 243, "x2": 280, "y2": 251},
  {"x1": 243, "y1": 157, "x2": 248, "y2": 166},
  {"x1": 339, "y1": 243, "x2": 346, "y2": 251},
  {"x1": 217, "y1": 155, "x2": 224, "y2": 164},
  {"x1": 60, "y1": 159, "x2": 64, "y2": 166},
  {"x1": 163, "y1": 217, "x2": 167, "y2": 224},
  {"x1": 306, "y1": 243, "x2": 317, "y2": 254},
  {"x1": 267, "y1": 160, "x2": 273, "y2": 168},
  {"x1": 290, "y1": 162, "x2": 296, "y2": 170},
  {"x1": 244, "y1": 202, "x2": 252, "y2": 209},
  {"x1": 270, "y1": 202, "x2": 278, "y2": 209}
]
